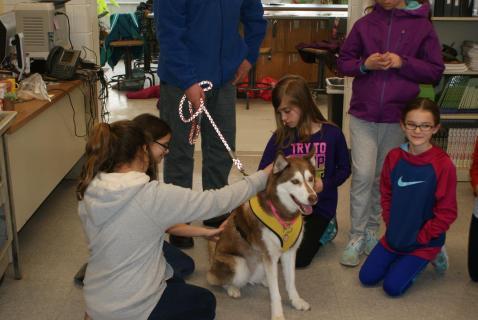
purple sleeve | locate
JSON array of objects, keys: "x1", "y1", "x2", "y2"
[
  {"x1": 322, "y1": 129, "x2": 351, "y2": 192},
  {"x1": 258, "y1": 134, "x2": 278, "y2": 170},
  {"x1": 337, "y1": 23, "x2": 367, "y2": 78},
  {"x1": 398, "y1": 28, "x2": 444, "y2": 84}
]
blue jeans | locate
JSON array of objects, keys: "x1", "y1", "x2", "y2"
[
  {"x1": 148, "y1": 275, "x2": 216, "y2": 320},
  {"x1": 359, "y1": 242, "x2": 428, "y2": 297},
  {"x1": 163, "y1": 241, "x2": 195, "y2": 278},
  {"x1": 159, "y1": 81, "x2": 236, "y2": 191}
]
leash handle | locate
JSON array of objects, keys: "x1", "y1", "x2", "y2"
[{"x1": 178, "y1": 81, "x2": 248, "y2": 176}]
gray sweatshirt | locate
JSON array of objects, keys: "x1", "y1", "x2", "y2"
[{"x1": 79, "y1": 170, "x2": 268, "y2": 320}]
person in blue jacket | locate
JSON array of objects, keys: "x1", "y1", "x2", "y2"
[{"x1": 154, "y1": 0, "x2": 267, "y2": 248}]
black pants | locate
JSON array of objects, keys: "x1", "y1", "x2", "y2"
[
  {"x1": 296, "y1": 214, "x2": 331, "y2": 268},
  {"x1": 468, "y1": 215, "x2": 478, "y2": 282},
  {"x1": 148, "y1": 276, "x2": 216, "y2": 320}
]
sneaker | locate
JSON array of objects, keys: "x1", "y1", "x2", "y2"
[
  {"x1": 340, "y1": 236, "x2": 365, "y2": 267},
  {"x1": 364, "y1": 229, "x2": 378, "y2": 255},
  {"x1": 431, "y1": 246, "x2": 449, "y2": 274},
  {"x1": 169, "y1": 235, "x2": 194, "y2": 249},
  {"x1": 320, "y1": 218, "x2": 338, "y2": 245}
]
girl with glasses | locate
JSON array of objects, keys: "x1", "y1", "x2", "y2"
[
  {"x1": 133, "y1": 114, "x2": 226, "y2": 279},
  {"x1": 358, "y1": 98, "x2": 457, "y2": 297},
  {"x1": 337, "y1": 0, "x2": 445, "y2": 267},
  {"x1": 77, "y1": 119, "x2": 272, "y2": 320}
]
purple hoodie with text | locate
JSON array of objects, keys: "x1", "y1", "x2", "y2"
[{"x1": 337, "y1": 2, "x2": 444, "y2": 123}]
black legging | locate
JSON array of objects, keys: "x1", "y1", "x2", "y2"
[
  {"x1": 468, "y1": 215, "x2": 478, "y2": 282},
  {"x1": 296, "y1": 214, "x2": 331, "y2": 268}
]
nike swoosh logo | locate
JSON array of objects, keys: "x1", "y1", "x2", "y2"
[{"x1": 397, "y1": 176, "x2": 425, "y2": 187}]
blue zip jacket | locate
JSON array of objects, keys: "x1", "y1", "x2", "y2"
[
  {"x1": 337, "y1": 2, "x2": 444, "y2": 123},
  {"x1": 155, "y1": 0, "x2": 266, "y2": 90}
]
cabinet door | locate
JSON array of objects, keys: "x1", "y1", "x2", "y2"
[
  {"x1": 310, "y1": 19, "x2": 331, "y2": 41},
  {"x1": 284, "y1": 20, "x2": 312, "y2": 53},
  {"x1": 255, "y1": 52, "x2": 287, "y2": 81},
  {"x1": 285, "y1": 53, "x2": 316, "y2": 82}
]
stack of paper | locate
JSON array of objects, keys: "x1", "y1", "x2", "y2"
[
  {"x1": 444, "y1": 62, "x2": 469, "y2": 73},
  {"x1": 463, "y1": 41, "x2": 478, "y2": 71}
]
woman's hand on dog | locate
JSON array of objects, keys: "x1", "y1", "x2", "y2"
[
  {"x1": 263, "y1": 163, "x2": 274, "y2": 175},
  {"x1": 203, "y1": 223, "x2": 227, "y2": 242}
]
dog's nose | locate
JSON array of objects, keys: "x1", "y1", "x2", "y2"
[{"x1": 308, "y1": 194, "x2": 317, "y2": 204}]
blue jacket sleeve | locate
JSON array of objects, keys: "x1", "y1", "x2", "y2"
[
  {"x1": 258, "y1": 134, "x2": 278, "y2": 170},
  {"x1": 322, "y1": 130, "x2": 351, "y2": 192},
  {"x1": 241, "y1": 0, "x2": 267, "y2": 65},
  {"x1": 155, "y1": 0, "x2": 198, "y2": 90}
]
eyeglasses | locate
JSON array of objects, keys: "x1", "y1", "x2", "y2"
[
  {"x1": 154, "y1": 141, "x2": 169, "y2": 150},
  {"x1": 404, "y1": 122, "x2": 435, "y2": 132}
]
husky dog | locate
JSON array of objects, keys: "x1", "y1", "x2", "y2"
[{"x1": 207, "y1": 153, "x2": 317, "y2": 320}]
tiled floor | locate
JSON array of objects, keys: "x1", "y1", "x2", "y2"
[{"x1": 0, "y1": 84, "x2": 477, "y2": 320}]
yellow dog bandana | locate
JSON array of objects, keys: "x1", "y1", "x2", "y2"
[{"x1": 249, "y1": 196, "x2": 303, "y2": 252}]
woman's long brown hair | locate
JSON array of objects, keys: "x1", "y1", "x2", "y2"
[
  {"x1": 271, "y1": 75, "x2": 328, "y2": 148},
  {"x1": 76, "y1": 121, "x2": 155, "y2": 200}
]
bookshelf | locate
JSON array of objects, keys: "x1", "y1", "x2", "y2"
[
  {"x1": 432, "y1": 16, "x2": 478, "y2": 182},
  {"x1": 443, "y1": 70, "x2": 478, "y2": 75}
]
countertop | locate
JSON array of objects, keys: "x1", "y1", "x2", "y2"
[
  {"x1": 7, "y1": 80, "x2": 82, "y2": 134},
  {"x1": 262, "y1": 2, "x2": 348, "y2": 11},
  {"x1": 0, "y1": 111, "x2": 17, "y2": 135}
]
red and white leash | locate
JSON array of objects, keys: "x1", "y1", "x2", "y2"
[{"x1": 178, "y1": 80, "x2": 247, "y2": 176}]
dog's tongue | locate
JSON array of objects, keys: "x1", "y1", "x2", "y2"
[{"x1": 301, "y1": 204, "x2": 313, "y2": 215}]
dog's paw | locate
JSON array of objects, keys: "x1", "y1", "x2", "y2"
[
  {"x1": 291, "y1": 298, "x2": 310, "y2": 311},
  {"x1": 271, "y1": 315, "x2": 285, "y2": 320},
  {"x1": 226, "y1": 286, "x2": 241, "y2": 298}
]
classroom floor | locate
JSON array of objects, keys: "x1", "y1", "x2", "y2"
[{"x1": 0, "y1": 81, "x2": 477, "y2": 320}]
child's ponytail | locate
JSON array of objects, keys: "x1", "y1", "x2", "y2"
[{"x1": 77, "y1": 123, "x2": 113, "y2": 200}]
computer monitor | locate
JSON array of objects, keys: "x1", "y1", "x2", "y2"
[{"x1": 0, "y1": 12, "x2": 16, "y2": 65}]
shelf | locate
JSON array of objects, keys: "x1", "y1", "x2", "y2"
[
  {"x1": 441, "y1": 114, "x2": 478, "y2": 120},
  {"x1": 443, "y1": 70, "x2": 478, "y2": 75},
  {"x1": 432, "y1": 17, "x2": 478, "y2": 21}
]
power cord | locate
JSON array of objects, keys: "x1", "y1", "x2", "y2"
[
  {"x1": 48, "y1": 87, "x2": 87, "y2": 138},
  {"x1": 54, "y1": 12, "x2": 74, "y2": 50}
]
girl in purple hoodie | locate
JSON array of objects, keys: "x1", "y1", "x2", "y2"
[{"x1": 337, "y1": 0, "x2": 444, "y2": 267}]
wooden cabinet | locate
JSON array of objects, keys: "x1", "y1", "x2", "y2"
[{"x1": 255, "y1": 18, "x2": 335, "y2": 83}]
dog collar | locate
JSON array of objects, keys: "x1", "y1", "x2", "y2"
[{"x1": 249, "y1": 196, "x2": 303, "y2": 252}]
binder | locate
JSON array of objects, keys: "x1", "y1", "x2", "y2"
[
  {"x1": 444, "y1": 0, "x2": 454, "y2": 16},
  {"x1": 462, "y1": 0, "x2": 474, "y2": 16},
  {"x1": 452, "y1": 0, "x2": 461, "y2": 16},
  {"x1": 434, "y1": 0, "x2": 445, "y2": 16}
]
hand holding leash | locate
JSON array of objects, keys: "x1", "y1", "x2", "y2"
[{"x1": 178, "y1": 80, "x2": 247, "y2": 176}]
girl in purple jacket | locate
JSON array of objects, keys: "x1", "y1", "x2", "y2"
[{"x1": 337, "y1": 0, "x2": 444, "y2": 267}]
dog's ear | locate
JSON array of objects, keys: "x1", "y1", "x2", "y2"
[
  {"x1": 303, "y1": 148, "x2": 316, "y2": 167},
  {"x1": 273, "y1": 153, "x2": 289, "y2": 174}
]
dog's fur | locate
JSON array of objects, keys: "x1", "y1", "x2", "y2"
[{"x1": 207, "y1": 154, "x2": 318, "y2": 320}]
